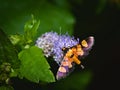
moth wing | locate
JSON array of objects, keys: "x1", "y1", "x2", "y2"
[
  {"x1": 56, "y1": 59, "x2": 75, "y2": 80},
  {"x1": 81, "y1": 36, "x2": 94, "y2": 56}
]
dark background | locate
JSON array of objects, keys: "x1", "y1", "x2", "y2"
[
  {"x1": 0, "y1": 0, "x2": 120, "y2": 90},
  {"x1": 73, "y1": 2, "x2": 120, "y2": 90}
]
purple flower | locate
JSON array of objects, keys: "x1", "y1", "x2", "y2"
[
  {"x1": 36, "y1": 32, "x2": 79, "y2": 65},
  {"x1": 53, "y1": 34, "x2": 79, "y2": 64},
  {"x1": 36, "y1": 32, "x2": 59, "y2": 57}
]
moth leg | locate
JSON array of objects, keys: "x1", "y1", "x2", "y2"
[
  {"x1": 72, "y1": 56, "x2": 81, "y2": 65},
  {"x1": 80, "y1": 64, "x2": 84, "y2": 69}
]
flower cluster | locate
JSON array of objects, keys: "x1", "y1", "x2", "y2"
[{"x1": 36, "y1": 32, "x2": 79, "y2": 65}]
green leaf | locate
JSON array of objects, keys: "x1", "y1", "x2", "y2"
[
  {"x1": 10, "y1": 68, "x2": 18, "y2": 77},
  {"x1": 0, "y1": 29, "x2": 19, "y2": 69},
  {"x1": 9, "y1": 34, "x2": 21, "y2": 45},
  {"x1": 18, "y1": 46, "x2": 55, "y2": 83},
  {"x1": 0, "y1": 86, "x2": 14, "y2": 90},
  {"x1": 24, "y1": 15, "x2": 40, "y2": 44}
]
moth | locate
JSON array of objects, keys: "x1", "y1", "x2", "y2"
[{"x1": 56, "y1": 36, "x2": 94, "y2": 80}]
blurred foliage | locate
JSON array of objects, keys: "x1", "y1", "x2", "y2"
[
  {"x1": 0, "y1": 85, "x2": 14, "y2": 90},
  {"x1": 0, "y1": 29, "x2": 20, "y2": 86},
  {"x1": 9, "y1": 15, "x2": 40, "y2": 50},
  {"x1": 0, "y1": 0, "x2": 75, "y2": 35},
  {"x1": 24, "y1": 15, "x2": 40, "y2": 44},
  {"x1": 0, "y1": 29, "x2": 19, "y2": 68},
  {"x1": 0, "y1": 16, "x2": 55, "y2": 89},
  {"x1": 0, "y1": 0, "x2": 120, "y2": 35},
  {"x1": 0, "y1": 0, "x2": 119, "y2": 90}
]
